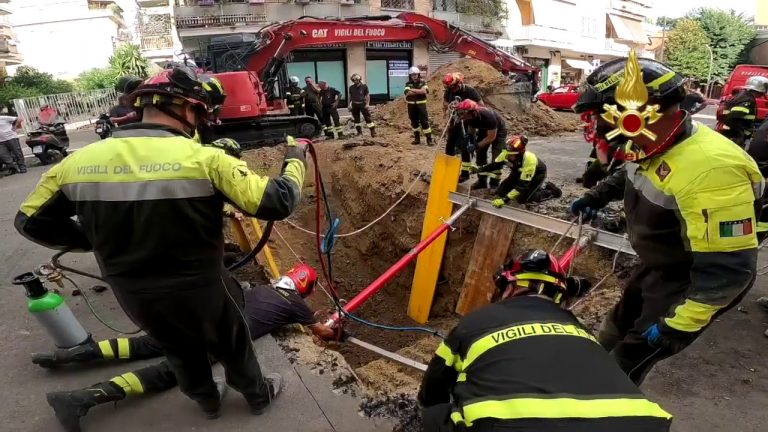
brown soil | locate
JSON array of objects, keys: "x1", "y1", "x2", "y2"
[{"x1": 375, "y1": 58, "x2": 580, "y2": 138}]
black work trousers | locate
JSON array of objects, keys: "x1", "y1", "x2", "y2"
[
  {"x1": 109, "y1": 272, "x2": 269, "y2": 406},
  {"x1": 350, "y1": 102, "x2": 374, "y2": 132},
  {"x1": 0, "y1": 137, "x2": 25, "y2": 171},
  {"x1": 305, "y1": 101, "x2": 323, "y2": 123},
  {"x1": 445, "y1": 122, "x2": 472, "y2": 178},
  {"x1": 475, "y1": 129, "x2": 506, "y2": 186},
  {"x1": 322, "y1": 104, "x2": 342, "y2": 137},
  {"x1": 597, "y1": 264, "x2": 752, "y2": 384},
  {"x1": 288, "y1": 102, "x2": 304, "y2": 116},
  {"x1": 408, "y1": 102, "x2": 431, "y2": 136}
]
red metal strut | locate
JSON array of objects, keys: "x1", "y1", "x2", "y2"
[{"x1": 325, "y1": 200, "x2": 474, "y2": 327}]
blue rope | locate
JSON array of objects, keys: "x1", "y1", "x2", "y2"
[
  {"x1": 343, "y1": 311, "x2": 446, "y2": 339},
  {"x1": 322, "y1": 217, "x2": 340, "y2": 255}
]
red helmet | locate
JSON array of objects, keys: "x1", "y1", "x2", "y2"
[
  {"x1": 505, "y1": 135, "x2": 528, "y2": 153},
  {"x1": 130, "y1": 66, "x2": 209, "y2": 113},
  {"x1": 442, "y1": 72, "x2": 464, "y2": 88},
  {"x1": 455, "y1": 99, "x2": 479, "y2": 112},
  {"x1": 281, "y1": 263, "x2": 318, "y2": 298}
]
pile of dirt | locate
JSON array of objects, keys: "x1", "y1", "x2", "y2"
[{"x1": 375, "y1": 58, "x2": 580, "y2": 137}]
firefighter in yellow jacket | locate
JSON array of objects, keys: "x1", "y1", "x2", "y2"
[
  {"x1": 419, "y1": 249, "x2": 672, "y2": 432},
  {"x1": 570, "y1": 51, "x2": 763, "y2": 384},
  {"x1": 15, "y1": 66, "x2": 307, "y2": 420}
]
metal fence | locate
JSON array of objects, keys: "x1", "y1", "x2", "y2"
[{"x1": 13, "y1": 88, "x2": 119, "y2": 134}]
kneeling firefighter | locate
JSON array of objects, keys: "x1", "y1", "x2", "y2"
[
  {"x1": 15, "y1": 66, "x2": 308, "y2": 421},
  {"x1": 418, "y1": 249, "x2": 672, "y2": 432},
  {"x1": 472, "y1": 135, "x2": 561, "y2": 206},
  {"x1": 570, "y1": 51, "x2": 763, "y2": 384},
  {"x1": 37, "y1": 264, "x2": 339, "y2": 432}
]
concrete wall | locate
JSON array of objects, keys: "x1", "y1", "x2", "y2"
[
  {"x1": 12, "y1": 17, "x2": 119, "y2": 79},
  {"x1": 751, "y1": 34, "x2": 768, "y2": 65},
  {"x1": 348, "y1": 42, "x2": 365, "y2": 83}
]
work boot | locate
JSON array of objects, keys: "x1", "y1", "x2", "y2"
[
  {"x1": 369, "y1": 127, "x2": 376, "y2": 138},
  {"x1": 470, "y1": 178, "x2": 488, "y2": 190},
  {"x1": 248, "y1": 373, "x2": 283, "y2": 415},
  {"x1": 411, "y1": 132, "x2": 421, "y2": 145},
  {"x1": 32, "y1": 338, "x2": 100, "y2": 368},
  {"x1": 18, "y1": 164, "x2": 27, "y2": 174},
  {"x1": 545, "y1": 181, "x2": 563, "y2": 198},
  {"x1": 197, "y1": 377, "x2": 228, "y2": 420},
  {"x1": 489, "y1": 178, "x2": 500, "y2": 189},
  {"x1": 356, "y1": 126, "x2": 363, "y2": 136},
  {"x1": 426, "y1": 134, "x2": 434, "y2": 146},
  {"x1": 47, "y1": 382, "x2": 126, "y2": 432}
]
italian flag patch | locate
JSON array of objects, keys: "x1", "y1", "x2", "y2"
[{"x1": 719, "y1": 219, "x2": 753, "y2": 237}]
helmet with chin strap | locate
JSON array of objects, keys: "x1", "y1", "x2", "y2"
[
  {"x1": 493, "y1": 250, "x2": 590, "y2": 304},
  {"x1": 275, "y1": 263, "x2": 318, "y2": 298}
]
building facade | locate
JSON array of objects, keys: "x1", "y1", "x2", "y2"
[
  {"x1": 0, "y1": 0, "x2": 22, "y2": 69},
  {"x1": 749, "y1": 0, "x2": 768, "y2": 65},
  {"x1": 11, "y1": 0, "x2": 128, "y2": 79},
  {"x1": 136, "y1": 0, "x2": 502, "y2": 104},
  {"x1": 499, "y1": 0, "x2": 654, "y2": 89}
]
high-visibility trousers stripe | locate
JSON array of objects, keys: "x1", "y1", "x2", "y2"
[
  {"x1": 117, "y1": 338, "x2": 131, "y2": 359},
  {"x1": 110, "y1": 372, "x2": 145, "y2": 395},
  {"x1": 99, "y1": 340, "x2": 115, "y2": 360}
]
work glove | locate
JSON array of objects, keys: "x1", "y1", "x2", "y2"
[
  {"x1": 642, "y1": 322, "x2": 695, "y2": 354},
  {"x1": 466, "y1": 164, "x2": 479, "y2": 174},
  {"x1": 492, "y1": 198, "x2": 507, "y2": 208},
  {"x1": 286, "y1": 135, "x2": 309, "y2": 156},
  {"x1": 570, "y1": 196, "x2": 601, "y2": 221}
]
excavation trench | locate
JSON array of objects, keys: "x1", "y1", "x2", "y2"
[{"x1": 239, "y1": 134, "x2": 632, "y2": 430}]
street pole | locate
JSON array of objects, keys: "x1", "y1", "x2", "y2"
[{"x1": 705, "y1": 44, "x2": 714, "y2": 98}]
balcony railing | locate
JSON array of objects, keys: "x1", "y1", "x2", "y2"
[
  {"x1": 140, "y1": 34, "x2": 174, "y2": 50},
  {"x1": 175, "y1": 13, "x2": 267, "y2": 28}
]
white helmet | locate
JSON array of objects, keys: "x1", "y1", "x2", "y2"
[
  {"x1": 744, "y1": 76, "x2": 768, "y2": 94},
  {"x1": 408, "y1": 66, "x2": 420, "y2": 75},
  {"x1": 290, "y1": 76, "x2": 300, "y2": 85}
]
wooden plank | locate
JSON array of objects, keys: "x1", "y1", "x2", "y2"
[
  {"x1": 251, "y1": 218, "x2": 281, "y2": 280},
  {"x1": 228, "y1": 217, "x2": 282, "y2": 280},
  {"x1": 408, "y1": 154, "x2": 462, "y2": 324},
  {"x1": 455, "y1": 214, "x2": 518, "y2": 315}
]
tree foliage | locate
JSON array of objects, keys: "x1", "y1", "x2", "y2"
[
  {"x1": 75, "y1": 67, "x2": 120, "y2": 91},
  {"x1": 0, "y1": 66, "x2": 74, "y2": 111},
  {"x1": 686, "y1": 8, "x2": 756, "y2": 84},
  {"x1": 664, "y1": 19, "x2": 712, "y2": 82},
  {"x1": 656, "y1": 16, "x2": 681, "y2": 30},
  {"x1": 109, "y1": 43, "x2": 149, "y2": 78}
]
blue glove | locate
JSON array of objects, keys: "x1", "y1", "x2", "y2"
[
  {"x1": 466, "y1": 140, "x2": 476, "y2": 154},
  {"x1": 642, "y1": 322, "x2": 694, "y2": 353},
  {"x1": 642, "y1": 324, "x2": 662, "y2": 347},
  {"x1": 570, "y1": 197, "x2": 600, "y2": 221}
]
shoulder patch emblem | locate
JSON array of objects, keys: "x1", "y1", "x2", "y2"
[
  {"x1": 719, "y1": 219, "x2": 753, "y2": 237},
  {"x1": 232, "y1": 166, "x2": 249, "y2": 179},
  {"x1": 655, "y1": 161, "x2": 671, "y2": 182}
]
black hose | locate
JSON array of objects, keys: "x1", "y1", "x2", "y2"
[{"x1": 226, "y1": 220, "x2": 275, "y2": 272}]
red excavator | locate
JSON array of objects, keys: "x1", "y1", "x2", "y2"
[{"x1": 203, "y1": 13, "x2": 538, "y2": 147}]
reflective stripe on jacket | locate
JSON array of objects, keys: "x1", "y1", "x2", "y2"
[
  {"x1": 418, "y1": 296, "x2": 672, "y2": 431},
  {"x1": 15, "y1": 123, "x2": 306, "y2": 278}
]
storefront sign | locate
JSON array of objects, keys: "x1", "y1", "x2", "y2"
[
  {"x1": 388, "y1": 59, "x2": 410, "y2": 76},
  {"x1": 305, "y1": 43, "x2": 346, "y2": 50},
  {"x1": 367, "y1": 41, "x2": 413, "y2": 49}
]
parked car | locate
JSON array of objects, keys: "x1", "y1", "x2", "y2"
[{"x1": 535, "y1": 85, "x2": 580, "y2": 110}]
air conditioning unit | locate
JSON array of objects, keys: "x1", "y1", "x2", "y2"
[{"x1": 340, "y1": 0, "x2": 356, "y2": 5}]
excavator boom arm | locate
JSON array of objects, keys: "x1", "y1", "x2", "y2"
[{"x1": 243, "y1": 13, "x2": 536, "y2": 83}]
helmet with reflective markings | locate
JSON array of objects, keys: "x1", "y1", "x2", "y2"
[
  {"x1": 493, "y1": 250, "x2": 571, "y2": 303},
  {"x1": 408, "y1": 66, "x2": 420, "y2": 75},
  {"x1": 290, "y1": 75, "x2": 300, "y2": 85},
  {"x1": 573, "y1": 55, "x2": 685, "y2": 114},
  {"x1": 506, "y1": 135, "x2": 528, "y2": 153},
  {"x1": 743, "y1": 76, "x2": 768, "y2": 94},
  {"x1": 443, "y1": 72, "x2": 464, "y2": 87},
  {"x1": 130, "y1": 66, "x2": 209, "y2": 112},
  {"x1": 275, "y1": 263, "x2": 318, "y2": 298},
  {"x1": 199, "y1": 75, "x2": 226, "y2": 109}
]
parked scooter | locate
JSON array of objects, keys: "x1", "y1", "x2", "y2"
[
  {"x1": 26, "y1": 105, "x2": 70, "y2": 165},
  {"x1": 94, "y1": 114, "x2": 113, "y2": 139}
]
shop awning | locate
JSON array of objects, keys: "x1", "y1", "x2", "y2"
[
  {"x1": 608, "y1": 13, "x2": 649, "y2": 45},
  {"x1": 565, "y1": 59, "x2": 593, "y2": 71}
]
